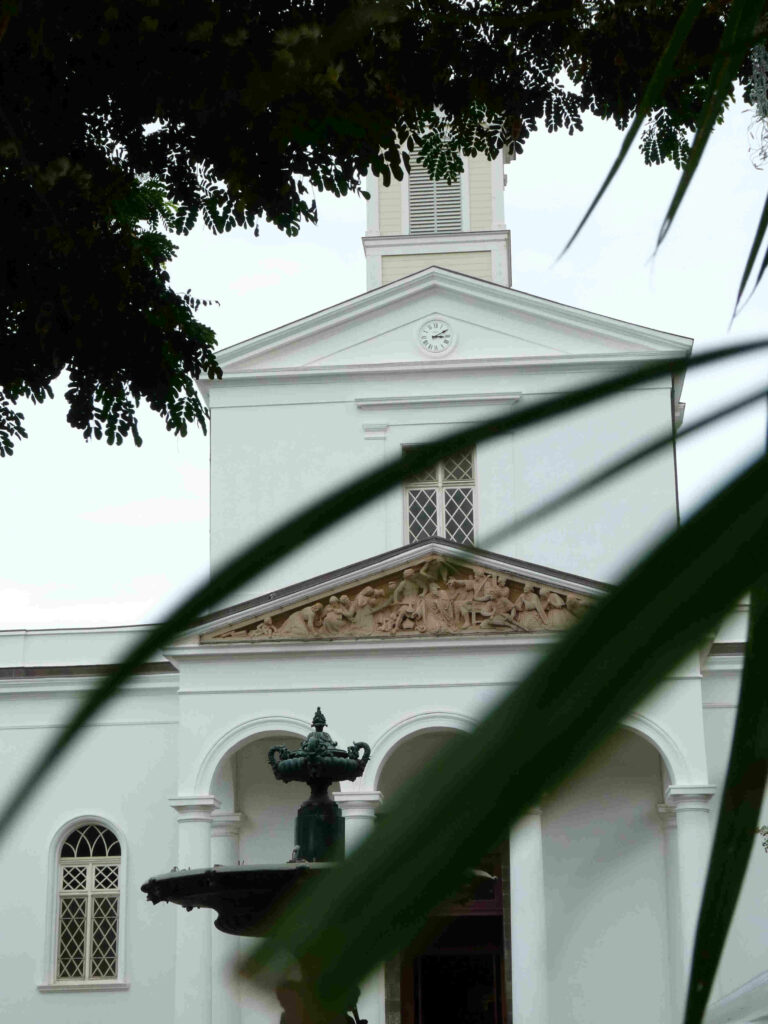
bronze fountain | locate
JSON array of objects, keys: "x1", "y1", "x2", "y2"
[{"x1": 141, "y1": 708, "x2": 370, "y2": 1023}]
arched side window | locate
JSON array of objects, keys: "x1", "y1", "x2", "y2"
[{"x1": 56, "y1": 823, "x2": 121, "y2": 982}]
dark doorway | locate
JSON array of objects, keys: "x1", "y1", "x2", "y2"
[{"x1": 401, "y1": 905, "x2": 506, "y2": 1024}]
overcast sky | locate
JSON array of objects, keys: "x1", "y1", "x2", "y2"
[{"x1": 4, "y1": 105, "x2": 768, "y2": 631}]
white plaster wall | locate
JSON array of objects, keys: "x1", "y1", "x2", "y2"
[
  {"x1": 702, "y1": 669, "x2": 768, "y2": 1001},
  {"x1": 209, "y1": 374, "x2": 676, "y2": 604},
  {"x1": 236, "y1": 734, "x2": 309, "y2": 863},
  {"x1": 0, "y1": 705, "x2": 178, "y2": 1023},
  {"x1": 542, "y1": 729, "x2": 672, "y2": 1024}
]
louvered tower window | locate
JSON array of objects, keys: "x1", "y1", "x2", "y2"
[
  {"x1": 404, "y1": 447, "x2": 475, "y2": 545},
  {"x1": 56, "y1": 824, "x2": 121, "y2": 982},
  {"x1": 408, "y1": 154, "x2": 463, "y2": 234}
]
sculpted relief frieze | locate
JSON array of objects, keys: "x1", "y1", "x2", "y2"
[{"x1": 203, "y1": 556, "x2": 592, "y2": 644}]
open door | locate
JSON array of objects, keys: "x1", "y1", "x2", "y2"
[{"x1": 400, "y1": 850, "x2": 507, "y2": 1024}]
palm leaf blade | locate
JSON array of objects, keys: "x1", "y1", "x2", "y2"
[
  {"x1": 659, "y1": 0, "x2": 765, "y2": 245},
  {"x1": 683, "y1": 574, "x2": 768, "y2": 1024},
  {"x1": 243, "y1": 454, "x2": 768, "y2": 1014},
  {"x1": 0, "y1": 341, "x2": 766, "y2": 844},
  {"x1": 562, "y1": 0, "x2": 704, "y2": 255}
]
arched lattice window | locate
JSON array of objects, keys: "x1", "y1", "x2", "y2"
[{"x1": 56, "y1": 824, "x2": 121, "y2": 981}]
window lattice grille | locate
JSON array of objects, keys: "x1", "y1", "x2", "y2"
[
  {"x1": 405, "y1": 449, "x2": 475, "y2": 545},
  {"x1": 57, "y1": 825, "x2": 120, "y2": 983},
  {"x1": 444, "y1": 487, "x2": 475, "y2": 545},
  {"x1": 407, "y1": 488, "x2": 440, "y2": 541},
  {"x1": 408, "y1": 156, "x2": 462, "y2": 235}
]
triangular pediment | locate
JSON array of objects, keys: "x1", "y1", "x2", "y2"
[
  {"x1": 209, "y1": 267, "x2": 691, "y2": 380},
  {"x1": 196, "y1": 540, "x2": 606, "y2": 645}
]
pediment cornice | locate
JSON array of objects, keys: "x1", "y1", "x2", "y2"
[{"x1": 190, "y1": 541, "x2": 606, "y2": 647}]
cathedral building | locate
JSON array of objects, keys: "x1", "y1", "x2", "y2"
[{"x1": 1, "y1": 150, "x2": 765, "y2": 1024}]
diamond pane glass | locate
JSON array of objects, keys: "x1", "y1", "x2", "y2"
[
  {"x1": 443, "y1": 451, "x2": 474, "y2": 483},
  {"x1": 444, "y1": 488, "x2": 475, "y2": 545},
  {"x1": 94, "y1": 864, "x2": 119, "y2": 890},
  {"x1": 62, "y1": 865, "x2": 87, "y2": 890},
  {"x1": 90, "y1": 896, "x2": 118, "y2": 978},
  {"x1": 57, "y1": 897, "x2": 86, "y2": 978},
  {"x1": 408, "y1": 488, "x2": 439, "y2": 542}
]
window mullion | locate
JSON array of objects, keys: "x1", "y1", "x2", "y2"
[{"x1": 84, "y1": 866, "x2": 94, "y2": 980}]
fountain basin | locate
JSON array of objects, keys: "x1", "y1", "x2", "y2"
[{"x1": 141, "y1": 862, "x2": 332, "y2": 937}]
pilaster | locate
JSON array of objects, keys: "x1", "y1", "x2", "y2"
[
  {"x1": 509, "y1": 807, "x2": 549, "y2": 1024},
  {"x1": 664, "y1": 785, "x2": 715, "y2": 978},
  {"x1": 211, "y1": 812, "x2": 243, "y2": 1024},
  {"x1": 334, "y1": 790, "x2": 382, "y2": 853},
  {"x1": 169, "y1": 795, "x2": 219, "y2": 1024},
  {"x1": 335, "y1": 790, "x2": 384, "y2": 1024}
]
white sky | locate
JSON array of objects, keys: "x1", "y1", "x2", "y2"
[{"x1": 3, "y1": 107, "x2": 767, "y2": 631}]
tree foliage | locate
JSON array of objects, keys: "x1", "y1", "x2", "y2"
[{"x1": 0, "y1": 0, "x2": 755, "y2": 452}]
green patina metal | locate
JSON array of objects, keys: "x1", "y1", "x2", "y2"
[{"x1": 268, "y1": 708, "x2": 370, "y2": 862}]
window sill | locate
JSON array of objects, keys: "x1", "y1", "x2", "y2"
[{"x1": 38, "y1": 981, "x2": 129, "y2": 993}]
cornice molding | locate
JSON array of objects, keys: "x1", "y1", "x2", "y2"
[
  {"x1": 355, "y1": 392, "x2": 522, "y2": 410},
  {"x1": 210, "y1": 267, "x2": 691, "y2": 379},
  {"x1": 176, "y1": 539, "x2": 607, "y2": 642},
  {"x1": 167, "y1": 633, "x2": 558, "y2": 662}
]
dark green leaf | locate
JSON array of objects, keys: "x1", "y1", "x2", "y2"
[
  {"x1": 0, "y1": 339, "x2": 766, "y2": 844},
  {"x1": 658, "y1": 0, "x2": 766, "y2": 245},
  {"x1": 683, "y1": 577, "x2": 768, "y2": 1024},
  {"x1": 484, "y1": 382, "x2": 768, "y2": 551},
  {"x1": 243, "y1": 453, "x2": 768, "y2": 1015},
  {"x1": 562, "y1": 0, "x2": 705, "y2": 256}
]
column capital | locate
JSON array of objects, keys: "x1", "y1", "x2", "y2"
[
  {"x1": 664, "y1": 785, "x2": 715, "y2": 810},
  {"x1": 334, "y1": 791, "x2": 383, "y2": 819},
  {"x1": 657, "y1": 803, "x2": 679, "y2": 829},
  {"x1": 211, "y1": 811, "x2": 242, "y2": 839},
  {"x1": 169, "y1": 795, "x2": 220, "y2": 822}
]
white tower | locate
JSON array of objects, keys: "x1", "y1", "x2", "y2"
[{"x1": 363, "y1": 148, "x2": 512, "y2": 290}]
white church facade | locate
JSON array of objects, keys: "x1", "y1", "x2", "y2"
[{"x1": 1, "y1": 151, "x2": 766, "y2": 1024}]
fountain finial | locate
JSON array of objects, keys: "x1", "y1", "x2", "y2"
[{"x1": 267, "y1": 709, "x2": 371, "y2": 862}]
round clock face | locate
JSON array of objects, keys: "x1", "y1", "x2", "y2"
[{"x1": 417, "y1": 318, "x2": 455, "y2": 356}]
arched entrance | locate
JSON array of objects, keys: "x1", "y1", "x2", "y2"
[{"x1": 378, "y1": 727, "x2": 508, "y2": 1024}]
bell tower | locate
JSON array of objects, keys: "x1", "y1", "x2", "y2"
[{"x1": 363, "y1": 149, "x2": 512, "y2": 290}]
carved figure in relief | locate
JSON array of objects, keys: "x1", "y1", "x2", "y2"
[
  {"x1": 214, "y1": 558, "x2": 593, "y2": 642},
  {"x1": 539, "y1": 588, "x2": 577, "y2": 630},
  {"x1": 456, "y1": 567, "x2": 499, "y2": 628},
  {"x1": 514, "y1": 583, "x2": 547, "y2": 631},
  {"x1": 348, "y1": 585, "x2": 384, "y2": 633},
  {"x1": 480, "y1": 592, "x2": 519, "y2": 629},
  {"x1": 247, "y1": 616, "x2": 275, "y2": 638},
  {"x1": 321, "y1": 597, "x2": 346, "y2": 636},
  {"x1": 418, "y1": 583, "x2": 449, "y2": 633},
  {"x1": 278, "y1": 602, "x2": 323, "y2": 638}
]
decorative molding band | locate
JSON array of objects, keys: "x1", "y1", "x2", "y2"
[
  {"x1": 169, "y1": 795, "x2": 221, "y2": 820},
  {"x1": 703, "y1": 968, "x2": 768, "y2": 1024},
  {"x1": 334, "y1": 792, "x2": 383, "y2": 817},
  {"x1": 363, "y1": 423, "x2": 389, "y2": 440},
  {"x1": 664, "y1": 785, "x2": 716, "y2": 809},
  {"x1": 363, "y1": 229, "x2": 511, "y2": 252},
  {"x1": 38, "y1": 982, "x2": 130, "y2": 993},
  {"x1": 0, "y1": 661, "x2": 175, "y2": 679},
  {"x1": 211, "y1": 811, "x2": 243, "y2": 838},
  {"x1": 213, "y1": 266, "x2": 691, "y2": 379},
  {"x1": 356, "y1": 393, "x2": 521, "y2": 411}
]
